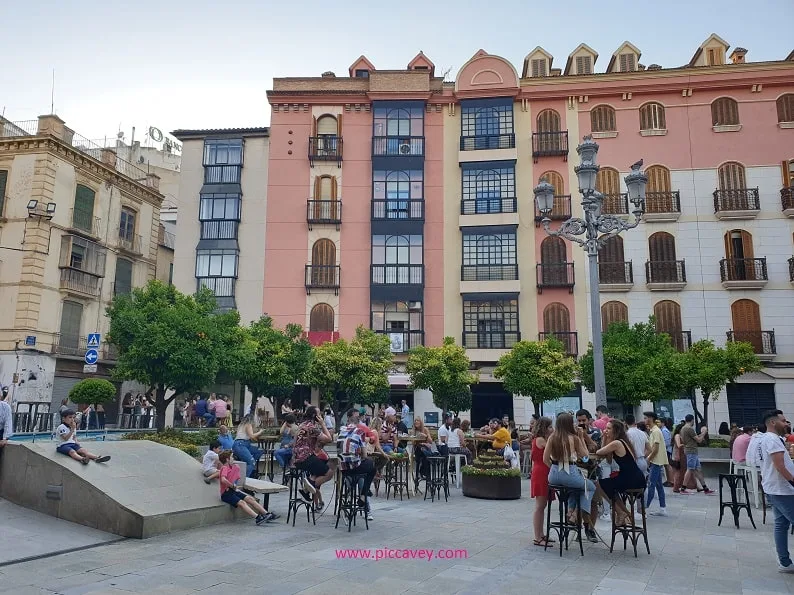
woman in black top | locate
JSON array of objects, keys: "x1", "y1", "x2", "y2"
[{"x1": 596, "y1": 419, "x2": 646, "y2": 525}]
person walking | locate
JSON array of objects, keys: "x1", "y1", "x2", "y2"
[
  {"x1": 644, "y1": 411, "x2": 669, "y2": 516},
  {"x1": 680, "y1": 414, "x2": 713, "y2": 494}
]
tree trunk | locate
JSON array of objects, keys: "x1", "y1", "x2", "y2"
[
  {"x1": 533, "y1": 401, "x2": 541, "y2": 417},
  {"x1": 701, "y1": 394, "x2": 710, "y2": 432},
  {"x1": 155, "y1": 386, "x2": 168, "y2": 431}
]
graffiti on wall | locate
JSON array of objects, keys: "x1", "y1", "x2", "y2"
[{"x1": 0, "y1": 353, "x2": 54, "y2": 406}]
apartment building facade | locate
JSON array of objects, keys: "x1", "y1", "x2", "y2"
[
  {"x1": 0, "y1": 115, "x2": 164, "y2": 424},
  {"x1": 259, "y1": 36, "x2": 794, "y2": 429}
]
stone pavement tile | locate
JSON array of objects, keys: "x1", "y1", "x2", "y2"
[
  {"x1": 693, "y1": 576, "x2": 743, "y2": 594},
  {"x1": 1, "y1": 587, "x2": 57, "y2": 595},
  {"x1": 409, "y1": 578, "x2": 471, "y2": 595},
  {"x1": 169, "y1": 571, "x2": 229, "y2": 591},
  {"x1": 433, "y1": 565, "x2": 492, "y2": 582},
  {"x1": 93, "y1": 558, "x2": 167, "y2": 577},
  {"x1": 696, "y1": 555, "x2": 739, "y2": 569},
  {"x1": 597, "y1": 577, "x2": 652, "y2": 592},
  {"x1": 195, "y1": 584, "x2": 263, "y2": 595},
  {"x1": 368, "y1": 576, "x2": 423, "y2": 592},
  {"x1": 39, "y1": 570, "x2": 118, "y2": 592},
  {"x1": 542, "y1": 578, "x2": 599, "y2": 594},
  {"x1": 742, "y1": 577, "x2": 794, "y2": 593},
  {"x1": 695, "y1": 565, "x2": 741, "y2": 580}
]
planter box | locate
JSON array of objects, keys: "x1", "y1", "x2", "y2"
[
  {"x1": 462, "y1": 474, "x2": 521, "y2": 500},
  {"x1": 698, "y1": 447, "x2": 730, "y2": 462}
]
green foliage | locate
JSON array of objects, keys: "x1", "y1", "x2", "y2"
[
  {"x1": 406, "y1": 337, "x2": 477, "y2": 414},
  {"x1": 306, "y1": 326, "x2": 392, "y2": 420},
  {"x1": 580, "y1": 319, "x2": 689, "y2": 406},
  {"x1": 106, "y1": 280, "x2": 243, "y2": 430},
  {"x1": 461, "y1": 465, "x2": 521, "y2": 478},
  {"x1": 707, "y1": 438, "x2": 730, "y2": 448},
  {"x1": 494, "y1": 339, "x2": 577, "y2": 413},
  {"x1": 121, "y1": 430, "x2": 204, "y2": 457},
  {"x1": 68, "y1": 379, "x2": 117, "y2": 405},
  {"x1": 235, "y1": 317, "x2": 312, "y2": 421}
]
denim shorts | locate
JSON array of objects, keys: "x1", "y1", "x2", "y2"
[
  {"x1": 57, "y1": 443, "x2": 81, "y2": 454},
  {"x1": 685, "y1": 453, "x2": 701, "y2": 470}
]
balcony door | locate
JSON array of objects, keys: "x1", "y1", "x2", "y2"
[
  {"x1": 536, "y1": 109, "x2": 562, "y2": 152},
  {"x1": 543, "y1": 302, "x2": 572, "y2": 354},
  {"x1": 724, "y1": 230, "x2": 755, "y2": 280},
  {"x1": 731, "y1": 299, "x2": 763, "y2": 353},
  {"x1": 310, "y1": 303, "x2": 334, "y2": 332},
  {"x1": 386, "y1": 171, "x2": 410, "y2": 219},
  {"x1": 73, "y1": 184, "x2": 96, "y2": 232},
  {"x1": 646, "y1": 165, "x2": 673, "y2": 213},
  {"x1": 313, "y1": 175, "x2": 338, "y2": 220},
  {"x1": 476, "y1": 303, "x2": 506, "y2": 349},
  {"x1": 599, "y1": 235, "x2": 625, "y2": 283},
  {"x1": 475, "y1": 170, "x2": 502, "y2": 214},
  {"x1": 538, "y1": 171, "x2": 567, "y2": 217},
  {"x1": 648, "y1": 232, "x2": 677, "y2": 282},
  {"x1": 653, "y1": 300, "x2": 684, "y2": 351},
  {"x1": 314, "y1": 114, "x2": 340, "y2": 154},
  {"x1": 596, "y1": 167, "x2": 622, "y2": 213},
  {"x1": 311, "y1": 239, "x2": 336, "y2": 285},
  {"x1": 541, "y1": 236, "x2": 567, "y2": 285},
  {"x1": 59, "y1": 300, "x2": 83, "y2": 351},
  {"x1": 718, "y1": 161, "x2": 747, "y2": 205},
  {"x1": 601, "y1": 300, "x2": 628, "y2": 331}
]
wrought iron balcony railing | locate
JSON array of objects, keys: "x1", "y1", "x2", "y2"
[
  {"x1": 713, "y1": 188, "x2": 760, "y2": 212},
  {"x1": 601, "y1": 193, "x2": 629, "y2": 215},
  {"x1": 538, "y1": 331, "x2": 578, "y2": 357},
  {"x1": 372, "y1": 136, "x2": 425, "y2": 157},
  {"x1": 598, "y1": 261, "x2": 633, "y2": 285},
  {"x1": 462, "y1": 331, "x2": 520, "y2": 350},
  {"x1": 719, "y1": 258, "x2": 768, "y2": 282},
  {"x1": 461, "y1": 196, "x2": 517, "y2": 215},
  {"x1": 309, "y1": 136, "x2": 342, "y2": 165},
  {"x1": 459, "y1": 134, "x2": 515, "y2": 151},
  {"x1": 372, "y1": 199, "x2": 424, "y2": 221},
  {"x1": 60, "y1": 268, "x2": 101, "y2": 296},
  {"x1": 536, "y1": 262, "x2": 575, "y2": 292},
  {"x1": 645, "y1": 191, "x2": 681, "y2": 214},
  {"x1": 371, "y1": 264, "x2": 423, "y2": 285},
  {"x1": 307, "y1": 200, "x2": 342, "y2": 227},
  {"x1": 781, "y1": 187, "x2": 794, "y2": 211},
  {"x1": 727, "y1": 330, "x2": 776, "y2": 355},
  {"x1": 646, "y1": 260, "x2": 686, "y2": 285},
  {"x1": 534, "y1": 195, "x2": 572, "y2": 223},
  {"x1": 532, "y1": 131, "x2": 569, "y2": 160},
  {"x1": 376, "y1": 330, "x2": 425, "y2": 353},
  {"x1": 305, "y1": 265, "x2": 340, "y2": 293}
]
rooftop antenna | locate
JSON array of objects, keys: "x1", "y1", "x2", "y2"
[{"x1": 50, "y1": 69, "x2": 55, "y2": 114}]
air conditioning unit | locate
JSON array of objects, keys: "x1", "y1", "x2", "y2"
[
  {"x1": 408, "y1": 301, "x2": 422, "y2": 311},
  {"x1": 398, "y1": 142, "x2": 411, "y2": 155}
]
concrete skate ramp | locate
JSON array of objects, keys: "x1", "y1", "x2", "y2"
[{"x1": 0, "y1": 441, "x2": 233, "y2": 538}]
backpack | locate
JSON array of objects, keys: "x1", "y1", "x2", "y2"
[{"x1": 336, "y1": 424, "x2": 365, "y2": 471}]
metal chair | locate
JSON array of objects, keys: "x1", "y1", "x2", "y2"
[
  {"x1": 545, "y1": 484, "x2": 584, "y2": 556},
  {"x1": 285, "y1": 467, "x2": 316, "y2": 526},
  {"x1": 610, "y1": 488, "x2": 650, "y2": 557},
  {"x1": 335, "y1": 469, "x2": 370, "y2": 532},
  {"x1": 718, "y1": 473, "x2": 756, "y2": 529}
]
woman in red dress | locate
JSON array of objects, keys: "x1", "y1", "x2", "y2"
[{"x1": 531, "y1": 416, "x2": 555, "y2": 546}]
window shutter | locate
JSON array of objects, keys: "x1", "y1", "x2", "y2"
[
  {"x1": 0, "y1": 170, "x2": 7, "y2": 216},
  {"x1": 653, "y1": 301, "x2": 682, "y2": 333},
  {"x1": 312, "y1": 239, "x2": 336, "y2": 266},
  {"x1": 740, "y1": 230, "x2": 755, "y2": 260},
  {"x1": 537, "y1": 110, "x2": 561, "y2": 133},
  {"x1": 619, "y1": 54, "x2": 634, "y2": 72},
  {"x1": 601, "y1": 301, "x2": 628, "y2": 330},
  {"x1": 596, "y1": 168, "x2": 620, "y2": 194},
  {"x1": 311, "y1": 116, "x2": 317, "y2": 137},
  {"x1": 783, "y1": 161, "x2": 792, "y2": 188},
  {"x1": 541, "y1": 236, "x2": 566, "y2": 264},
  {"x1": 649, "y1": 232, "x2": 676, "y2": 262},
  {"x1": 331, "y1": 176, "x2": 338, "y2": 199},
  {"x1": 712, "y1": 98, "x2": 739, "y2": 126},
  {"x1": 539, "y1": 171, "x2": 564, "y2": 194},
  {"x1": 719, "y1": 162, "x2": 745, "y2": 191},
  {"x1": 778, "y1": 95, "x2": 794, "y2": 123},
  {"x1": 543, "y1": 303, "x2": 570, "y2": 332},
  {"x1": 313, "y1": 176, "x2": 321, "y2": 199},
  {"x1": 59, "y1": 301, "x2": 83, "y2": 342},
  {"x1": 599, "y1": 235, "x2": 624, "y2": 263},
  {"x1": 731, "y1": 299, "x2": 761, "y2": 333},
  {"x1": 724, "y1": 231, "x2": 735, "y2": 260},
  {"x1": 336, "y1": 113, "x2": 343, "y2": 136},
  {"x1": 646, "y1": 166, "x2": 671, "y2": 193},
  {"x1": 310, "y1": 303, "x2": 334, "y2": 332}
]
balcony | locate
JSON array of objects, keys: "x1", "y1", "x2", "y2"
[
  {"x1": 598, "y1": 262, "x2": 634, "y2": 291},
  {"x1": 727, "y1": 330, "x2": 776, "y2": 360},
  {"x1": 51, "y1": 333, "x2": 87, "y2": 357},
  {"x1": 538, "y1": 331, "x2": 578, "y2": 358},
  {"x1": 69, "y1": 208, "x2": 100, "y2": 237},
  {"x1": 307, "y1": 200, "x2": 342, "y2": 229},
  {"x1": 720, "y1": 258, "x2": 768, "y2": 289},
  {"x1": 372, "y1": 136, "x2": 424, "y2": 157},
  {"x1": 304, "y1": 331, "x2": 340, "y2": 347},
  {"x1": 308, "y1": 136, "x2": 342, "y2": 166},
  {"x1": 198, "y1": 276, "x2": 236, "y2": 298},
  {"x1": 536, "y1": 262, "x2": 575, "y2": 293},
  {"x1": 782, "y1": 187, "x2": 794, "y2": 217},
  {"x1": 376, "y1": 329, "x2": 424, "y2": 354},
  {"x1": 534, "y1": 195, "x2": 572, "y2": 225},
  {"x1": 204, "y1": 165, "x2": 241, "y2": 184},
  {"x1": 462, "y1": 331, "x2": 520, "y2": 350},
  {"x1": 372, "y1": 199, "x2": 424, "y2": 221},
  {"x1": 459, "y1": 134, "x2": 515, "y2": 152},
  {"x1": 461, "y1": 197, "x2": 517, "y2": 216},
  {"x1": 158, "y1": 226, "x2": 175, "y2": 249},
  {"x1": 645, "y1": 260, "x2": 687, "y2": 290},
  {"x1": 643, "y1": 191, "x2": 681, "y2": 222},
  {"x1": 461, "y1": 264, "x2": 518, "y2": 282},
  {"x1": 201, "y1": 220, "x2": 238, "y2": 240},
  {"x1": 789, "y1": 257, "x2": 794, "y2": 283},
  {"x1": 60, "y1": 268, "x2": 101, "y2": 296},
  {"x1": 601, "y1": 193, "x2": 629, "y2": 216},
  {"x1": 660, "y1": 330, "x2": 692, "y2": 352},
  {"x1": 305, "y1": 265, "x2": 340, "y2": 294},
  {"x1": 371, "y1": 264, "x2": 423, "y2": 285},
  {"x1": 117, "y1": 230, "x2": 142, "y2": 255},
  {"x1": 713, "y1": 188, "x2": 760, "y2": 219},
  {"x1": 531, "y1": 131, "x2": 569, "y2": 162}
]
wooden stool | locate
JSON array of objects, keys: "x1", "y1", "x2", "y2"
[
  {"x1": 610, "y1": 488, "x2": 650, "y2": 557},
  {"x1": 545, "y1": 484, "x2": 584, "y2": 556},
  {"x1": 718, "y1": 473, "x2": 756, "y2": 529}
]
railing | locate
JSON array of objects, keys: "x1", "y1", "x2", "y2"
[
  {"x1": 117, "y1": 230, "x2": 142, "y2": 254},
  {"x1": 532, "y1": 131, "x2": 569, "y2": 159},
  {"x1": 372, "y1": 199, "x2": 424, "y2": 220},
  {"x1": 660, "y1": 330, "x2": 692, "y2": 352},
  {"x1": 372, "y1": 136, "x2": 425, "y2": 157},
  {"x1": 713, "y1": 188, "x2": 760, "y2": 212},
  {"x1": 305, "y1": 265, "x2": 340, "y2": 290},
  {"x1": 601, "y1": 193, "x2": 629, "y2": 215},
  {"x1": 60, "y1": 268, "x2": 101, "y2": 296},
  {"x1": 51, "y1": 333, "x2": 87, "y2": 357},
  {"x1": 201, "y1": 220, "x2": 238, "y2": 240},
  {"x1": 598, "y1": 261, "x2": 633, "y2": 284},
  {"x1": 376, "y1": 330, "x2": 425, "y2": 353},
  {"x1": 645, "y1": 191, "x2": 681, "y2": 214},
  {"x1": 645, "y1": 260, "x2": 686, "y2": 284},
  {"x1": 782, "y1": 187, "x2": 794, "y2": 211},
  {"x1": 789, "y1": 257, "x2": 794, "y2": 282},
  {"x1": 158, "y1": 227, "x2": 175, "y2": 249},
  {"x1": 461, "y1": 264, "x2": 518, "y2": 281},
  {"x1": 371, "y1": 264, "x2": 424, "y2": 285},
  {"x1": 719, "y1": 258, "x2": 768, "y2": 282},
  {"x1": 462, "y1": 331, "x2": 520, "y2": 349},
  {"x1": 536, "y1": 262, "x2": 575, "y2": 290},
  {"x1": 69, "y1": 208, "x2": 101, "y2": 236},
  {"x1": 461, "y1": 196, "x2": 516, "y2": 215},
  {"x1": 0, "y1": 119, "x2": 37, "y2": 137},
  {"x1": 538, "y1": 331, "x2": 578, "y2": 357},
  {"x1": 307, "y1": 200, "x2": 342, "y2": 225},
  {"x1": 459, "y1": 134, "x2": 515, "y2": 151},
  {"x1": 198, "y1": 276, "x2": 236, "y2": 297},
  {"x1": 204, "y1": 165, "x2": 241, "y2": 184},
  {"x1": 534, "y1": 195, "x2": 572, "y2": 222},
  {"x1": 309, "y1": 136, "x2": 343, "y2": 164},
  {"x1": 727, "y1": 330, "x2": 776, "y2": 355}
]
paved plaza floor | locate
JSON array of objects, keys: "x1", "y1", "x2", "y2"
[{"x1": 0, "y1": 479, "x2": 792, "y2": 595}]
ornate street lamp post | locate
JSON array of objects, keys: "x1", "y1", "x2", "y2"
[{"x1": 533, "y1": 135, "x2": 647, "y2": 410}]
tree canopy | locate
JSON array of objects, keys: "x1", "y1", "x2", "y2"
[
  {"x1": 494, "y1": 339, "x2": 578, "y2": 415},
  {"x1": 306, "y1": 326, "x2": 392, "y2": 422},
  {"x1": 406, "y1": 337, "x2": 477, "y2": 415},
  {"x1": 68, "y1": 379, "x2": 117, "y2": 405},
  {"x1": 106, "y1": 280, "x2": 241, "y2": 430},
  {"x1": 580, "y1": 319, "x2": 689, "y2": 406}
]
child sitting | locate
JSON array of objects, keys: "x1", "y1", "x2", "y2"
[
  {"x1": 218, "y1": 451, "x2": 279, "y2": 524},
  {"x1": 56, "y1": 410, "x2": 110, "y2": 464},
  {"x1": 202, "y1": 440, "x2": 222, "y2": 484}
]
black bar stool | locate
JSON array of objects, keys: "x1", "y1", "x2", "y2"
[
  {"x1": 385, "y1": 457, "x2": 411, "y2": 501},
  {"x1": 718, "y1": 473, "x2": 756, "y2": 529},
  {"x1": 335, "y1": 469, "x2": 370, "y2": 532},
  {"x1": 285, "y1": 467, "x2": 316, "y2": 526},
  {"x1": 424, "y1": 456, "x2": 449, "y2": 502},
  {"x1": 610, "y1": 488, "x2": 650, "y2": 556},
  {"x1": 545, "y1": 484, "x2": 584, "y2": 556}
]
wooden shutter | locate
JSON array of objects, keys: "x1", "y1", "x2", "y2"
[
  {"x1": 640, "y1": 103, "x2": 666, "y2": 131},
  {"x1": 576, "y1": 56, "x2": 592, "y2": 75},
  {"x1": 731, "y1": 299, "x2": 762, "y2": 352},
  {"x1": 310, "y1": 303, "x2": 334, "y2": 332},
  {"x1": 619, "y1": 53, "x2": 635, "y2": 72},
  {"x1": 739, "y1": 231, "x2": 754, "y2": 259},
  {"x1": 718, "y1": 162, "x2": 746, "y2": 191},
  {"x1": 74, "y1": 184, "x2": 95, "y2": 215},
  {"x1": 537, "y1": 110, "x2": 561, "y2": 133},
  {"x1": 313, "y1": 176, "x2": 321, "y2": 199},
  {"x1": 541, "y1": 236, "x2": 566, "y2": 265},
  {"x1": 311, "y1": 116, "x2": 317, "y2": 137},
  {"x1": 590, "y1": 105, "x2": 616, "y2": 133},
  {"x1": 331, "y1": 176, "x2": 338, "y2": 199},
  {"x1": 531, "y1": 59, "x2": 547, "y2": 77},
  {"x1": 59, "y1": 301, "x2": 83, "y2": 345},
  {"x1": 646, "y1": 166, "x2": 671, "y2": 193},
  {"x1": 653, "y1": 301, "x2": 682, "y2": 333},
  {"x1": 712, "y1": 98, "x2": 739, "y2": 126},
  {"x1": 782, "y1": 161, "x2": 792, "y2": 187},
  {"x1": 539, "y1": 171, "x2": 564, "y2": 194},
  {"x1": 544, "y1": 303, "x2": 570, "y2": 332},
  {"x1": 317, "y1": 115, "x2": 337, "y2": 135},
  {"x1": 312, "y1": 239, "x2": 335, "y2": 266},
  {"x1": 778, "y1": 95, "x2": 794, "y2": 123},
  {"x1": 648, "y1": 232, "x2": 676, "y2": 262},
  {"x1": 600, "y1": 235, "x2": 624, "y2": 263},
  {"x1": 602, "y1": 301, "x2": 628, "y2": 330},
  {"x1": 596, "y1": 168, "x2": 619, "y2": 195},
  {"x1": 336, "y1": 113, "x2": 343, "y2": 136},
  {"x1": 0, "y1": 170, "x2": 7, "y2": 216}
]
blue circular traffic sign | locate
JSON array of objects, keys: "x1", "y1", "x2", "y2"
[{"x1": 85, "y1": 349, "x2": 99, "y2": 364}]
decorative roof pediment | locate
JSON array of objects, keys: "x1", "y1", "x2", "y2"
[
  {"x1": 607, "y1": 41, "x2": 642, "y2": 72},
  {"x1": 348, "y1": 55, "x2": 376, "y2": 76},
  {"x1": 407, "y1": 51, "x2": 435, "y2": 75},
  {"x1": 455, "y1": 50, "x2": 519, "y2": 92},
  {"x1": 522, "y1": 46, "x2": 554, "y2": 77},
  {"x1": 564, "y1": 43, "x2": 599, "y2": 75},
  {"x1": 688, "y1": 33, "x2": 730, "y2": 67}
]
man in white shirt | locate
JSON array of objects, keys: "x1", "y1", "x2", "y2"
[
  {"x1": 626, "y1": 414, "x2": 650, "y2": 476},
  {"x1": 759, "y1": 409, "x2": 794, "y2": 573},
  {"x1": 0, "y1": 386, "x2": 13, "y2": 446},
  {"x1": 401, "y1": 400, "x2": 411, "y2": 426},
  {"x1": 745, "y1": 425, "x2": 765, "y2": 467}
]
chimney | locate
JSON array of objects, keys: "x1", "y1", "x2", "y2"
[
  {"x1": 730, "y1": 47, "x2": 748, "y2": 64},
  {"x1": 321, "y1": 71, "x2": 336, "y2": 78},
  {"x1": 100, "y1": 148, "x2": 117, "y2": 168},
  {"x1": 37, "y1": 115, "x2": 67, "y2": 140},
  {"x1": 145, "y1": 172, "x2": 161, "y2": 191}
]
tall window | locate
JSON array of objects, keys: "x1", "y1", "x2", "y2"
[
  {"x1": 718, "y1": 162, "x2": 747, "y2": 191},
  {"x1": 119, "y1": 207, "x2": 136, "y2": 242},
  {"x1": 645, "y1": 165, "x2": 674, "y2": 212},
  {"x1": 649, "y1": 232, "x2": 677, "y2": 263},
  {"x1": 462, "y1": 298, "x2": 519, "y2": 349},
  {"x1": 536, "y1": 109, "x2": 563, "y2": 152},
  {"x1": 590, "y1": 105, "x2": 616, "y2": 133},
  {"x1": 199, "y1": 193, "x2": 241, "y2": 239},
  {"x1": 72, "y1": 184, "x2": 96, "y2": 232},
  {"x1": 310, "y1": 239, "x2": 337, "y2": 287},
  {"x1": 462, "y1": 166, "x2": 516, "y2": 214},
  {"x1": 373, "y1": 170, "x2": 423, "y2": 219},
  {"x1": 777, "y1": 94, "x2": 794, "y2": 123},
  {"x1": 711, "y1": 98, "x2": 739, "y2": 126},
  {"x1": 372, "y1": 235, "x2": 423, "y2": 284},
  {"x1": 639, "y1": 103, "x2": 666, "y2": 131},
  {"x1": 601, "y1": 301, "x2": 628, "y2": 330},
  {"x1": 59, "y1": 301, "x2": 83, "y2": 350},
  {"x1": 203, "y1": 139, "x2": 243, "y2": 183},
  {"x1": 462, "y1": 232, "x2": 517, "y2": 267},
  {"x1": 196, "y1": 249, "x2": 238, "y2": 297},
  {"x1": 371, "y1": 301, "x2": 423, "y2": 352},
  {"x1": 598, "y1": 235, "x2": 626, "y2": 283},
  {"x1": 310, "y1": 303, "x2": 334, "y2": 332},
  {"x1": 114, "y1": 257, "x2": 133, "y2": 295},
  {"x1": 596, "y1": 167, "x2": 624, "y2": 214},
  {"x1": 731, "y1": 299, "x2": 764, "y2": 353},
  {"x1": 653, "y1": 300, "x2": 685, "y2": 351},
  {"x1": 373, "y1": 106, "x2": 423, "y2": 137},
  {"x1": 723, "y1": 229, "x2": 757, "y2": 281},
  {"x1": 460, "y1": 100, "x2": 514, "y2": 149},
  {"x1": 0, "y1": 169, "x2": 7, "y2": 216}
]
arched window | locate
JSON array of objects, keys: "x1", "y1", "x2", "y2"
[
  {"x1": 541, "y1": 236, "x2": 567, "y2": 265},
  {"x1": 311, "y1": 238, "x2": 336, "y2": 286},
  {"x1": 648, "y1": 232, "x2": 677, "y2": 262},
  {"x1": 731, "y1": 299, "x2": 763, "y2": 353},
  {"x1": 647, "y1": 232, "x2": 678, "y2": 284},
  {"x1": 539, "y1": 236, "x2": 569, "y2": 287},
  {"x1": 474, "y1": 107, "x2": 500, "y2": 136},
  {"x1": 645, "y1": 165, "x2": 674, "y2": 213},
  {"x1": 536, "y1": 109, "x2": 562, "y2": 152},
  {"x1": 539, "y1": 171, "x2": 564, "y2": 194},
  {"x1": 712, "y1": 97, "x2": 739, "y2": 126},
  {"x1": 596, "y1": 167, "x2": 624, "y2": 214},
  {"x1": 316, "y1": 114, "x2": 338, "y2": 136},
  {"x1": 777, "y1": 94, "x2": 794, "y2": 124},
  {"x1": 718, "y1": 162, "x2": 746, "y2": 191},
  {"x1": 653, "y1": 300, "x2": 686, "y2": 351},
  {"x1": 385, "y1": 108, "x2": 411, "y2": 136},
  {"x1": 543, "y1": 302, "x2": 570, "y2": 333},
  {"x1": 598, "y1": 235, "x2": 627, "y2": 284},
  {"x1": 723, "y1": 229, "x2": 756, "y2": 281},
  {"x1": 310, "y1": 303, "x2": 334, "y2": 332},
  {"x1": 590, "y1": 105, "x2": 616, "y2": 133},
  {"x1": 537, "y1": 171, "x2": 567, "y2": 218},
  {"x1": 639, "y1": 102, "x2": 666, "y2": 131},
  {"x1": 311, "y1": 175, "x2": 339, "y2": 221},
  {"x1": 601, "y1": 301, "x2": 628, "y2": 330}
]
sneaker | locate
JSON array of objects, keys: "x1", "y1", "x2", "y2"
[
  {"x1": 599, "y1": 511, "x2": 611, "y2": 522},
  {"x1": 255, "y1": 514, "x2": 267, "y2": 525},
  {"x1": 649, "y1": 508, "x2": 668, "y2": 517},
  {"x1": 678, "y1": 488, "x2": 690, "y2": 495},
  {"x1": 703, "y1": 488, "x2": 716, "y2": 496},
  {"x1": 366, "y1": 513, "x2": 374, "y2": 521},
  {"x1": 95, "y1": 455, "x2": 111, "y2": 463},
  {"x1": 297, "y1": 489, "x2": 313, "y2": 504},
  {"x1": 264, "y1": 512, "x2": 280, "y2": 522},
  {"x1": 585, "y1": 528, "x2": 599, "y2": 543},
  {"x1": 203, "y1": 476, "x2": 212, "y2": 485},
  {"x1": 80, "y1": 457, "x2": 90, "y2": 465},
  {"x1": 302, "y1": 477, "x2": 317, "y2": 495},
  {"x1": 778, "y1": 561, "x2": 794, "y2": 573}
]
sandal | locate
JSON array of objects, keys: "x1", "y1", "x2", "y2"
[{"x1": 533, "y1": 537, "x2": 556, "y2": 546}]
